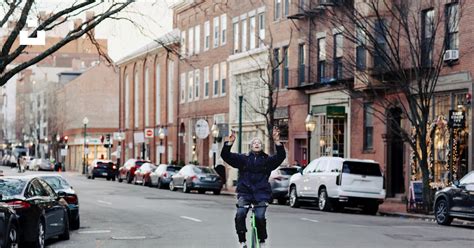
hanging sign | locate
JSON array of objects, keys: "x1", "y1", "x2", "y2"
[{"x1": 448, "y1": 110, "x2": 465, "y2": 128}]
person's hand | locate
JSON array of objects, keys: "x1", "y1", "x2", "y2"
[
  {"x1": 228, "y1": 130, "x2": 236, "y2": 143},
  {"x1": 273, "y1": 127, "x2": 281, "y2": 144}
]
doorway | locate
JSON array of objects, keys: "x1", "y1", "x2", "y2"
[{"x1": 386, "y1": 107, "x2": 405, "y2": 197}]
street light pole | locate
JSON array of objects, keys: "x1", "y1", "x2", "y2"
[
  {"x1": 158, "y1": 127, "x2": 166, "y2": 164},
  {"x1": 238, "y1": 95, "x2": 243, "y2": 154},
  {"x1": 305, "y1": 112, "x2": 316, "y2": 164},
  {"x1": 82, "y1": 117, "x2": 89, "y2": 175},
  {"x1": 211, "y1": 122, "x2": 219, "y2": 167}
]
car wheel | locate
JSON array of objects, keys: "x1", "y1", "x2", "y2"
[
  {"x1": 435, "y1": 198, "x2": 453, "y2": 225},
  {"x1": 362, "y1": 202, "x2": 379, "y2": 215},
  {"x1": 32, "y1": 220, "x2": 45, "y2": 248},
  {"x1": 118, "y1": 176, "x2": 123, "y2": 183},
  {"x1": 106, "y1": 177, "x2": 111, "y2": 181},
  {"x1": 112, "y1": 177, "x2": 116, "y2": 182},
  {"x1": 169, "y1": 180, "x2": 177, "y2": 191},
  {"x1": 289, "y1": 186, "x2": 300, "y2": 208},
  {"x1": 59, "y1": 212, "x2": 70, "y2": 240},
  {"x1": 213, "y1": 190, "x2": 221, "y2": 195},
  {"x1": 5, "y1": 223, "x2": 18, "y2": 248},
  {"x1": 277, "y1": 198, "x2": 287, "y2": 205},
  {"x1": 71, "y1": 216, "x2": 80, "y2": 230},
  {"x1": 91, "y1": 174, "x2": 95, "y2": 180},
  {"x1": 318, "y1": 188, "x2": 332, "y2": 211},
  {"x1": 183, "y1": 181, "x2": 190, "y2": 193}
]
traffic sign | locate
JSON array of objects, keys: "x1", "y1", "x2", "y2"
[{"x1": 145, "y1": 128, "x2": 154, "y2": 138}]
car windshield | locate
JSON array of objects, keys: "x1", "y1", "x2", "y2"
[
  {"x1": 279, "y1": 168, "x2": 299, "y2": 176},
  {"x1": 342, "y1": 161, "x2": 382, "y2": 176},
  {"x1": 136, "y1": 161, "x2": 146, "y2": 167},
  {"x1": 194, "y1": 167, "x2": 216, "y2": 174},
  {"x1": 98, "y1": 162, "x2": 113, "y2": 167},
  {"x1": 167, "y1": 166, "x2": 181, "y2": 172},
  {"x1": 41, "y1": 176, "x2": 71, "y2": 190},
  {"x1": 460, "y1": 171, "x2": 474, "y2": 185},
  {"x1": 0, "y1": 178, "x2": 27, "y2": 200}
]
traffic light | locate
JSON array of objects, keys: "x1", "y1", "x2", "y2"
[
  {"x1": 100, "y1": 135, "x2": 105, "y2": 143},
  {"x1": 106, "y1": 134, "x2": 111, "y2": 143},
  {"x1": 64, "y1": 136, "x2": 68, "y2": 143}
]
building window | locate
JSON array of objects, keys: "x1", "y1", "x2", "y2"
[
  {"x1": 298, "y1": 0, "x2": 307, "y2": 13},
  {"x1": 249, "y1": 16, "x2": 256, "y2": 50},
  {"x1": 273, "y1": 48, "x2": 280, "y2": 87},
  {"x1": 334, "y1": 33, "x2": 343, "y2": 80},
  {"x1": 275, "y1": 0, "x2": 281, "y2": 20},
  {"x1": 180, "y1": 72, "x2": 186, "y2": 103},
  {"x1": 284, "y1": 0, "x2": 290, "y2": 16},
  {"x1": 374, "y1": 19, "x2": 387, "y2": 71},
  {"x1": 213, "y1": 16, "x2": 220, "y2": 48},
  {"x1": 241, "y1": 19, "x2": 247, "y2": 52},
  {"x1": 356, "y1": 27, "x2": 366, "y2": 71},
  {"x1": 258, "y1": 13, "x2": 265, "y2": 47},
  {"x1": 194, "y1": 25, "x2": 200, "y2": 54},
  {"x1": 180, "y1": 30, "x2": 186, "y2": 55},
  {"x1": 167, "y1": 60, "x2": 174, "y2": 123},
  {"x1": 144, "y1": 67, "x2": 150, "y2": 126},
  {"x1": 317, "y1": 37, "x2": 326, "y2": 83},
  {"x1": 134, "y1": 70, "x2": 139, "y2": 128},
  {"x1": 220, "y1": 62, "x2": 227, "y2": 95},
  {"x1": 204, "y1": 21, "x2": 210, "y2": 50},
  {"x1": 446, "y1": 3, "x2": 459, "y2": 50},
  {"x1": 204, "y1": 66, "x2": 209, "y2": 98},
  {"x1": 188, "y1": 28, "x2": 194, "y2": 55},
  {"x1": 194, "y1": 69, "x2": 200, "y2": 99},
  {"x1": 298, "y1": 43, "x2": 306, "y2": 84},
  {"x1": 125, "y1": 74, "x2": 129, "y2": 128},
  {"x1": 213, "y1": 64, "x2": 219, "y2": 97},
  {"x1": 422, "y1": 9, "x2": 434, "y2": 67},
  {"x1": 282, "y1": 46, "x2": 289, "y2": 88},
  {"x1": 221, "y1": 14, "x2": 227, "y2": 45},
  {"x1": 233, "y1": 21, "x2": 239, "y2": 53},
  {"x1": 155, "y1": 65, "x2": 161, "y2": 125},
  {"x1": 363, "y1": 103, "x2": 374, "y2": 150},
  {"x1": 188, "y1": 71, "x2": 194, "y2": 101}
]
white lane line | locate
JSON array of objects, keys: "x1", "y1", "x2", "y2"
[
  {"x1": 79, "y1": 230, "x2": 111, "y2": 234},
  {"x1": 97, "y1": 200, "x2": 112, "y2": 205},
  {"x1": 112, "y1": 236, "x2": 147, "y2": 240},
  {"x1": 300, "y1": 218, "x2": 319, "y2": 223},
  {"x1": 180, "y1": 216, "x2": 202, "y2": 222},
  {"x1": 348, "y1": 224, "x2": 371, "y2": 228}
]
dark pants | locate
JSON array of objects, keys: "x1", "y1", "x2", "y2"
[{"x1": 235, "y1": 197, "x2": 268, "y2": 243}]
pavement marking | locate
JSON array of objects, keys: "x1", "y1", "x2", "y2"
[
  {"x1": 97, "y1": 200, "x2": 112, "y2": 205},
  {"x1": 300, "y1": 218, "x2": 319, "y2": 223},
  {"x1": 180, "y1": 216, "x2": 203, "y2": 222},
  {"x1": 111, "y1": 236, "x2": 147, "y2": 240},
  {"x1": 79, "y1": 230, "x2": 111, "y2": 234},
  {"x1": 348, "y1": 224, "x2": 371, "y2": 228}
]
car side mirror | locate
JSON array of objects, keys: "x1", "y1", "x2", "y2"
[
  {"x1": 57, "y1": 191, "x2": 67, "y2": 199},
  {"x1": 453, "y1": 180, "x2": 460, "y2": 187}
]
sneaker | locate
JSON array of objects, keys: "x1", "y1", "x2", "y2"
[
  {"x1": 259, "y1": 240, "x2": 266, "y2": 248},
  {"x1": 239, "y1": 242, "x2": 247, "y2": 248}
]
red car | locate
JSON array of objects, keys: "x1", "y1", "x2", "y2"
[
  {"x1": 133, "y1": 163, "x2": 157, "y2": 186},
  {"x1": 118, "y1": 159, "x2": 148, "y2": 184}
]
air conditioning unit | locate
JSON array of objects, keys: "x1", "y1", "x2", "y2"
[{"x1": 444, "y1": 49, "x2": 459, "y2": 61}]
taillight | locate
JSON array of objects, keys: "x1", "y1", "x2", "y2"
[
  {"x1": 190, "y1": 175, "x2": 198, "y2": 181},
  {"x1": 65, "y1": 195, "x2": 79, "y2": 205},
  {"x1": 113, "y1": 165, "x2": 117, "y2": 169},
  {"x1": 7, "y1": 200, "x2": 31, "y2": 209},
  {"x1": 163, "y1": 172, "x2": 168, "y2": 178}
]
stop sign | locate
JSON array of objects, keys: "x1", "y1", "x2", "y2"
[{"x1": 145, "y1": 128, "x2": 154, "y2": 138}]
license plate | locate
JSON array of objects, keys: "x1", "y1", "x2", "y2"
[
  {"x1": 102, "y1": 172, "x2": 108, "y2": 176},
  {"x1": 205, "y1": 177, "x2": 214, "y2": 181}
]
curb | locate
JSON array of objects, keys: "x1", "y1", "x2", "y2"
[{"x1": 379, "y1": 211, "x2": 474, "y2": 226}]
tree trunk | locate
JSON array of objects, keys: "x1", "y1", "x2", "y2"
[{"x1": 418, "y1": 150, "x2": 433, "y2": 214}]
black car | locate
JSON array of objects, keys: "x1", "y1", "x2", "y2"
[
  {"x1": 0, "y1": 176, "x2": 70, "y2": 248},
  {"x1": 38, "y1": 175, "x2": 80, "y2": 230},
  {"x1": 87, "y1": 159, "x2": 117, "y2": 181},
  {"x1": 0, "y1": 203, "x2": 19, "y2": 248},
  {"x1": 434, "y1": 171, "x2": 474, "y2": 225}
]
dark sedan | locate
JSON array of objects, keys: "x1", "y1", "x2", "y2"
[
  {"x1": 434, "y1": 171, "x2": 474, "y2": 225},
  {"x1": 269, "y1": 166, "x2": 300, "y2": 205},
  {"x1": 170, "y1": 165, "x2": 223, "y2": 195},
  {"x1": 87, "y1": 159, "x2": 117, "y2": 181},
  {"x1": 37, "y1": 175, "x2": 80, "y2": 230},
  {"x1": 0, "y1": 176, "x2": 70, "y2": 248},
  {"x1": 0, "y1": 204, "x2": 19, "y2": 248},
  {"x1": 150, "y1": 164, "x2": 181, "y2": 189}
]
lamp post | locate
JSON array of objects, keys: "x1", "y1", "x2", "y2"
[
  {"x1": 211, "y1": 122, "x2": 219, "y2": 167},
  {"x1": 82, "y1": 117, "x2": 89, "y2": 174},
  {"x1": 305, "y1": 112, "x2": 316, "y2": 164},
  {"x1": 158, "y1": 127, "x2": 166, "y2": 164},
  {"x1": 238, "y1": 95, "x2": 243, "y2": 153},
  {"x1": 56, "y1": 134, "x2": 60, "y2": 163}
]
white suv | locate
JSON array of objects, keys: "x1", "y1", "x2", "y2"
[{"x1": 288, "y1": 156, "x2": 386, "y2": 215}]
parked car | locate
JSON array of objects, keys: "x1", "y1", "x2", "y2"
[
  {"x1": 170, "y1": 164, "x2": 223, "y2": 195},
  {"x1": 30, "y1": 158, "x2": 54, "y2": 171},
  {"x1": 133, "y1": 163, "x2": 157, "y2": 186},
  {"x1": 0, "y1": 176, "x2": 70, "y2": 247},
  {"x1": 289, "y1": 157, "x2": 386, "y2": 215},
  {"x1": 118, "y1": 159, "x2": 148, "y2": 184},
  {"x1": 269, "y1": 166, "x2": 300, "y2": 205},
  {"x1": 37, "y1": 174, "x2": 80, "y2": 230},
  {"x1": 87, "y1": 159, "x2": 117, "y2": 181},
  {"x1": 434, "y1": 171, "x2": 474, "y2": 225},
  {"x1": 1, "y1": 154, "x2": 11, "y2": 167},
  {"x1": 150, "y1": 164, "x2": 181, "y2": 189},
  {"x1": 0, "y1": 203, "x2": 19, "y2": 248}
]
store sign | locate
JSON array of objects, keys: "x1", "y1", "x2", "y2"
[
  {"x1": 326, "y1": 106, "x2": 346, "y2": 119},
  {"x1": 448, "y1": 110, "x2": 465, "y2": 128}
]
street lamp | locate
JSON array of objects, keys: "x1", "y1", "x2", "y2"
[
  {"x1": 158, "y1": 127, "x2": 166, "y2": 164},
  {"x1": 56, "y1": 134, "x2": 60, "y2": 163},
  {"x1": 82, "y1": 117, "x2": 89, "y2": 174},
  {"x1": 211, "y1": 122, "x2": 220, "y2": 167},
  {"x1": 305, "y1": 112, "x2": 316, "y2": 164}
]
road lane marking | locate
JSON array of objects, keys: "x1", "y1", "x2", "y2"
[
  {"x1": 348, "y1": 224, "x2": 371, "y2": 228},
  {"x1": 112, "y1": 236, "x2": 147, "y2": 240},
  {"x1": 79, "y1": 230, "x2": 111, "y2": 234},
  {"x1": 300, "y1": 218, "x2": 319, "y2": 223},
  {"x1": 97, "y1": 200, "x2": 112, "y2": 205},
  {"x1": 180, "y1": 216, "x2": 202, "y2": 222}
]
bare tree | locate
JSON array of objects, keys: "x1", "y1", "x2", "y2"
[
  {"x1": 318, "y1": 0, "x2": 469, "y2": 211},
  {"x1": 0, "y1": 0, "x2": 133, "y2": 86}
]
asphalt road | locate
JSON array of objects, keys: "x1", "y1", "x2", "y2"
[{"x1": 2, "y1": 168, "x2": 474, "y2": 248}]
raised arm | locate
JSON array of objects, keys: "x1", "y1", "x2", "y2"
[
  {"x1": 266, "y1": 127, "x2": 286, "y2": 170},
  {"x1": 220, "y1": 131, "x2": 246, "y2": 169}
]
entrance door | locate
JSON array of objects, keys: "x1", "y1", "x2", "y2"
[{"x1": 387, "y1": 107, "x2": 405, "y2": 197}]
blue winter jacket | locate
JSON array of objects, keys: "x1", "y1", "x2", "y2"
[{"x1": 221, "y1": 141, "x2": 286, "y2": 202}]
